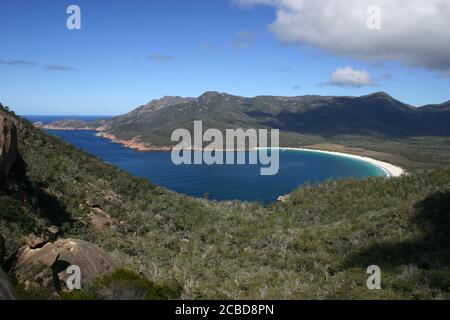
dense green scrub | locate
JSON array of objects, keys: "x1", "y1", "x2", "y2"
[{"x1": 1, "y1": 105, "x2": 449, "y2": 299}]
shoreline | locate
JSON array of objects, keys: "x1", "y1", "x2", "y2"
[
  {"x1": 40, "y1": 127, "x2": 97, "y2": 131},
  {"x1": 95, "y1": 132, "x2": 172, "y2": 151},
  {"x1": 39, "y1": 124, "x2": 170, "y2": 151},
  {"x1": 256, "y1": 147, "x2": 405, "y2": 178},
  {"x1": 43, "y1": 128, "x2": 406, "y2": 177}
]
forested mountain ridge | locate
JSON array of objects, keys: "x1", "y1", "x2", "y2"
[{"x1": 97, "y1": 91, "x2": 450, "y2": 139}]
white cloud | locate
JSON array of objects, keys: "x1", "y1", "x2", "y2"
[
  {"x1": 326, "y1": 66, "x2": 374, "y2": 88},
  {"x1": 233, "y1": 0, "x2": 450, "y2": 73}
]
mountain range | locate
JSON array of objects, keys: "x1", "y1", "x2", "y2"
[{"x1": 44, "y1": 92, "x2": 450, "y2": 148}]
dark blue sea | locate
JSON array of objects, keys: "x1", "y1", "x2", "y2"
[{"x1": 24, "y1": 115, "x2": 386, "y2": 203}]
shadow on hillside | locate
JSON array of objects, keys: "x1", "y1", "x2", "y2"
[
  {"x1": 28, "y1": 179, "x2": 73, "y2": 227},
  {"x1": 344, "y1": 191, "x2": 450, "y2": 270},
  {"x1": 1, "y1": 168, "x2": 73, "y2": 229}
]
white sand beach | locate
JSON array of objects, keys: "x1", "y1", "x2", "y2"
[{"x1": 256, "y1": 147, "x2": 406, "y2": 177}]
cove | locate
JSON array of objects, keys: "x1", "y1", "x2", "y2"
[{"x1": 41, "y1": 129, "x2": 386, "y2": 203}]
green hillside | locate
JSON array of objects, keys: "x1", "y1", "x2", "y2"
[
  {"x1": 104, "y1": 92, "x2": 450, "y2": 139},
  {"x1": 2, "y1": 103, "x2": 450, "y2": 299}
]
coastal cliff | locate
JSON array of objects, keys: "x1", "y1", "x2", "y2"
[{"x1": 95, "y1": 132, "x2": 172, "y2": 151}]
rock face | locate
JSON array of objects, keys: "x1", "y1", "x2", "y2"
[
  {"x1": 12, "y1": 239, "x2": 118, "y2": 291},
  {"x1": 0, "y1": 234, "x2": 5, "y2": 266},
  {"x1": 33, "y1": 121, "x2": 44, "y2": 128},
  {"x1": 0, "y1": 234, "x2": 15, "y2": 300},
  {"x1": 277, "y1": 194, "x2": 290, "y2": 202},
  {"x1": 0, "y1": 267, "x2": 15, "y2": 300},
  {"x1": 24, "y1": 233, "x2": 49, "y2": 249},
  {"x1": 88, "y1": 209, "x2": 120, "y2": 231},
  {"x1": 0, "y1": 111, "x2": 20, "y2": 176},
  {"x1": 82, "y1": 201, "x2": 121, "y2": 231}
]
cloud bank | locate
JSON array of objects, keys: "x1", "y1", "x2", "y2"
[{"x1": 234, "y1": 0, "x2": 450, "y2": 73}]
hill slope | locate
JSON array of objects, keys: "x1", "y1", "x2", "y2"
[
  {"x1": 100, "y1": 91, "x2": 450, "y2": 141},
  {"x1": 2, "y1": 103, "x2": 450, "y2": 299},
  {"x1": 42, "y1": 92, "x2": 450, "y2": 139}
]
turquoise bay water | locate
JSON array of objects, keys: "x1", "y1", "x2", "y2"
[{"x1": 25, "y1": 116, "x2": 386, "y2": 203}]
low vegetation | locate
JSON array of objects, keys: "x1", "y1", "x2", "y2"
[
  {"x1": 1, "y1": 104, "x2": 450, "y2": 299},
  {"x1": 15, "y1": 269, "x2": 181, "y2": 300}
]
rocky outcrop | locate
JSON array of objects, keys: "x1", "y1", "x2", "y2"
[
  {"x1": 81, "y1": 201, "x2": 121, "y2": 231},
  {"x1": 0, "y1": 234, "x2": 15, "y2": 300},
  {"x1": 0, "y1": 111, "x2": 20, "y2": 176},
  {"x1": 95, "y1": 132, "x2": 171, "y2": 151},
  {"x1": 0, "y1": 267, "x2": 15, "y2": 300},
  {"x1": 11, "y1": 239, "x2": 118, "y2": 292},
  {"x1": 277, "y1": 194, "x2": 290, "y2": 202},
  {"x1": 0, "y1": 234, "x2": 5, "y2": 266},
  {"x1": 24, "y1": 234, "x2": 49, "y2": 249},
  {"x1": 88, "y1": 207, "x2": 120, "y2": 231},
  {"x1": 33, "y1": 121, "x2": 44, "y2": 128}
]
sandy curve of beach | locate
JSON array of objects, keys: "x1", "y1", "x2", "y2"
[{"x1": 256, "y1": 147, "x2": 406, "y2": 177}]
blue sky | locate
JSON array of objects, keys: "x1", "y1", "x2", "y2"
[{"x1": 0, "y1": 0, "x2": 449, "y2": 115}]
